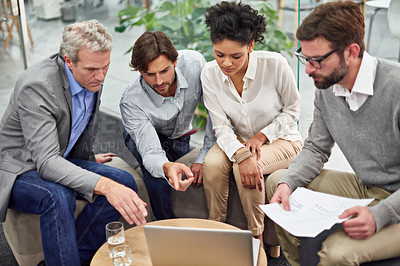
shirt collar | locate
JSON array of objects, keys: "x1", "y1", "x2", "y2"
[
  {"x1": 221, "y1": 51, "x2": 257, "y2": 83},
  {"x1": 333, "y1": 51, "x2": 376, "y2": 97},
  {"x1": 141, "y1": 67, "x2": 188, "y2": 107},
  {"x1": 64, "y1": 63, "x2": 96, "y2": 96},
  {"x1": 245, "y1": 51, "x2": 257, "y2": 81}
]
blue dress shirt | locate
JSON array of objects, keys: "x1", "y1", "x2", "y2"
[{"x1": 63, "y1": 63, "x2": 97, "y2": 158}]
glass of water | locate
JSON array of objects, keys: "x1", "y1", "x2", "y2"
[
  {"x1": 112, "y1": 245, "x2": 132, "y2": 266},
  {"x1": 106, "y1": 221, "x2": 125, "y2": 258}
]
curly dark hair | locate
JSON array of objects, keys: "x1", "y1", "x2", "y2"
[{"x1": 204, "y1": 1, "x2": 266, "y2": 45}]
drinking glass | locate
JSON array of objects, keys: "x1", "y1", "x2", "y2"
[
  {"x1": 106, "y1": 221, "x2": 125, "y2": 258},
  {"x1": 112, "y1": 245, "x2": 132, "y2": 266}
]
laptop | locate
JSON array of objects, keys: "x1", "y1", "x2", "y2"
[{"x1": 143, "y1": 225, "x2": 260, "y2": 266}]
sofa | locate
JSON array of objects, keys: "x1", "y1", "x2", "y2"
[{"x1": 2, "y1": 112, "x2": 278, "y2": 266}]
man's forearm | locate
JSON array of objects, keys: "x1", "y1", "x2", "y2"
[{"x1": 94, "y1": 176, "x2": 116, "y2": 195}]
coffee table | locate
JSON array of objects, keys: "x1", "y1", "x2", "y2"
[{"x1": 90, "y1": 218, "x2": 267, "y2": 265}]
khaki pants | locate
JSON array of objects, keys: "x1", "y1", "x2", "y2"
[
  {"x1": 267, "y1": 169, "x2": 400, "y2": 266},
  {"x1": 203, "y1": 139, "x2": 302, "y2": 236}
]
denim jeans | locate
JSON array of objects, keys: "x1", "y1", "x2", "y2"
[
  {"x1": 8, "y1": 158, "x2": 137, "y2": 266},
  {"x1": 123, "y1": 129, "x2": 190, "y2": 220}
]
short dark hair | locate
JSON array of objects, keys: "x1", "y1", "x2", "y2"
[
  {"x1": 204, "y1": 1, "x2": 266, "y2": 45},
  {"x1": 296, "y1": 0, "x2": 365, "y2": 57},
  {"x1": 130, "y1": 31, "x2": 178, "y2": 72}
]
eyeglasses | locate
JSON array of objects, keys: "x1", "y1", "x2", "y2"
[{"x1": 295, "y1": 47, "x2": 338, "y2": 69}]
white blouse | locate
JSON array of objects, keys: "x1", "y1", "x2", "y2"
[{"x1": 201, "y1": 51, "x2": 302, "y2": 161}]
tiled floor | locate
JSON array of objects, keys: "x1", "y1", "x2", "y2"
[{"x1": 0, "y1": 0, "x2": 398, "y2": 265}]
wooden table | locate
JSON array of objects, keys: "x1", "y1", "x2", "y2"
[{"x1": 91, "y1": 218, "x2": 267, "y2": 266}]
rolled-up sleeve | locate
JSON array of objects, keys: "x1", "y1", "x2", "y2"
[{"x1": 120, "y1": 98, "x2": 169, "y2": 179}]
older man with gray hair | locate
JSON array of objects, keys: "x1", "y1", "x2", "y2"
[{"x1": 0, "y1": 20, "x2": 147, "y2": 265}]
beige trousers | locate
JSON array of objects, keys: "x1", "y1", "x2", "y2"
[
  {"x1": 203, "y1": 139, "x2": 302, "y2": 236},
  {"x1": 267, "y1": 169, "x2": 400, "y2": 266}
]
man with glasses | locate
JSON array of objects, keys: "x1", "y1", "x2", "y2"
[
  {"x1": 295, "y1": 47, "x2": 338, "y2": 69},
  {"x1": 267, "y1": 1, "x2": 400, "y2": 265}
]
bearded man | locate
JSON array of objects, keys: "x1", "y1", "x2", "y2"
[
  {"x1": 267, "y1": 1, "x2": 400, "y2": 265},
  {"x1": 120, "y1": 31, "x2": 215, "y2": 220}
]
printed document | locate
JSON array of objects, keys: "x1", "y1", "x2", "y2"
[{"x1": 260, "y1": 187, "x2": 374, "y2": 237}]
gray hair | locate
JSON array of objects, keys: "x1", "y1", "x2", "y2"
[{"x1": 59, "y1": 19, "x2": 112, "y2": 63}]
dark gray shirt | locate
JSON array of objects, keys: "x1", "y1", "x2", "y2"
[{"x1": 281, "y1": 58, "x2": 400, "y2": 231}]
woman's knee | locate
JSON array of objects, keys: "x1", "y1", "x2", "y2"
[{"x1": 203, "y1": 150, "x2": 231, "y2": 177}]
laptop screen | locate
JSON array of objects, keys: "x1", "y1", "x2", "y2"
[{"x1": 144, "y1": 225, "x2": 260, "y2": 266}]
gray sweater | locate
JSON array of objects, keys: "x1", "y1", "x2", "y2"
[{"x1": 281, "y1": 58, "x2": 400, "y2": 231}]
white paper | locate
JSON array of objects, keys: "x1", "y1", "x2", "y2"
[{"x1": 260, "y1": 187, "x2": 374, "y2": 237}]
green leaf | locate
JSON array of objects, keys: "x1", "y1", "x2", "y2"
[
  {"x1": 114, "y1": 25, "x2": 127, "y2": 33},
  {"x1": 117, "y1": 5, "x2": 142, "y2": 19},
  {"x1": 162, "y1": 16, "x2": 181, "y2": 31}
]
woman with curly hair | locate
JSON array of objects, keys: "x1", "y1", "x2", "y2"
[{"x1": 201, "y1": 1, "x2": 302, "y2": 258}]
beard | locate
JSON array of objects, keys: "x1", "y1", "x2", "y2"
[
  {"x1": 153, "y1": 82, "x2": 172, "y2": 95},
  {"x1": 152, "y1": 74, "x2": 176, "y2": 96},
  {"x1": 309, "y1": 57, "x2": 348, "y2": 90}
]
